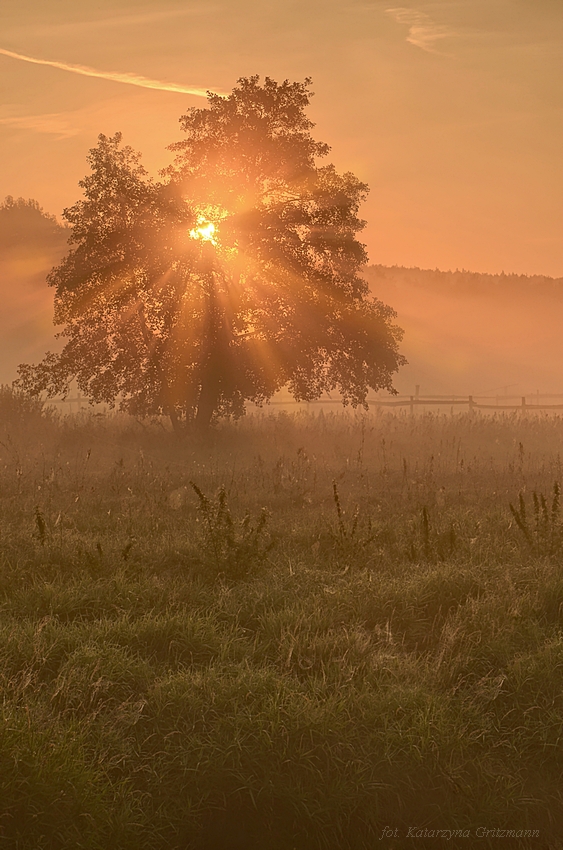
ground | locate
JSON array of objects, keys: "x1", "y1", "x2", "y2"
[{"x1": 1, "y1": 397, "x2": 562, "y2": 849}]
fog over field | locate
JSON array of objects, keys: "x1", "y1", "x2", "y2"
[
  {"x1": 0, "y1": 198, "x2": 67, "y2": 384},
  {"x1": 364, "y1": 265, "x2": 563, "y2": 398},
  {"x1": 2, "y1": 197, "x2": 562, "y2": 401}
]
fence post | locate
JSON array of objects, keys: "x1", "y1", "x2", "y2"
[
  {"x1": 468, "y1": 395, "x2": 474, "y2": 413},
  {"x1": 522, "y1": 396, "x2": 526, "y2": 413},
  {"x1": 410, "y1": 396, "x2": 414, "y2": 416}
]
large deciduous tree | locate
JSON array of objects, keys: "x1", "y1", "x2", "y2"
[{"x1": 18, "y1": 76, "x2": 405, "y2": 430}]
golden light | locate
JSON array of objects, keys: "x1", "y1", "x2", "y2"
[{"x1": 189, "y1": 216, "x2": 217, "y2": 244}]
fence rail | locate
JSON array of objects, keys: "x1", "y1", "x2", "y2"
[
  {"x1": 260, "y1": 390, "x2": 563, "y2": 412},
  {"x1": 47, "y1": 393, "x2": 563, "y2": 414},
  {"x1": 368, "y1": 394, "x2": 563, "y2": 412}
]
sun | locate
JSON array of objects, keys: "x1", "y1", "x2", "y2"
[{"x1": 189, "y1": 216, "x2": 217, "y2": 244}]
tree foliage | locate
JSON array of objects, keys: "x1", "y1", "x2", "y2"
[{"x1": 18, "y1": 76, "x2": 405, "y2": 429}]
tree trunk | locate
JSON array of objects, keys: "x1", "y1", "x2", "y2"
[
  {"x1": 195, "y1": 365, "x2": 220, "y2": 431},
  {"x1": 168, "y1": 406, "x2": 183, "y2": 434},
  {"x1": 194, "y1": 259, "x2": 223, "y2": 432}
]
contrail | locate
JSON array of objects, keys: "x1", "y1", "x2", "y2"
[{"x1": 0, "y1": 47, "x2": 218, "y2": 97}]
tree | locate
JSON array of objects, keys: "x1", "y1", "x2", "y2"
[{"x1": 17, "y1": 76, "x2": 405, "y2": 430}]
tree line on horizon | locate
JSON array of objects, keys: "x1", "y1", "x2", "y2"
[{"x1": 367, "y1": 264, "x2": 563, "y2": 298}]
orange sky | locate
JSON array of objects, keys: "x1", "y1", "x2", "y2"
[{"x1": 1, "y1": 0, "x2": 562, "y2": 278}]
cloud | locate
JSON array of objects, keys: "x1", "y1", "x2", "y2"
[
  {"x1": 0, "y1": 47, "x2": 222, "y2": 97},
  {"x1": 386, "y1": 7, "x2": 456, "y2": 53},
  {"x1": 0, "y1": 113, "x2": 79, "y2": 138}
]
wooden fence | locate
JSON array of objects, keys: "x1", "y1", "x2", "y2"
[
  {"x1": 48, "y1": 391, "x2": 563, "y2": 414},
  {"x1": 367, "y1": 393, "x2": 563, "y2": 413}
]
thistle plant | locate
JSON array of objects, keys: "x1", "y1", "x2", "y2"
[
  {"x1": 329, "y1": 481, "x2": 375, "y2": 568},
  {"x1": 190, "y1": 482, "x2": 272, "y2": 580},
  {"x1": 509, "y1": 482, "x2": 562, "y2": 554}
]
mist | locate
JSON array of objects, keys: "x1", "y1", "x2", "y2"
[
  {"x1": 3, "y1": 198, "x2": 561, "y2": 404},
  {"x1": 364, "y1": 265, "x2": 563, "y2": 399},
  {"x1": 0, "y1": 197, "x2": 67, "y2": 384}
]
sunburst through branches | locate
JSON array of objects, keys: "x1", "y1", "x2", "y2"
[{"x1": 16, "y1": 76, "x2": 405, "y2": 431}]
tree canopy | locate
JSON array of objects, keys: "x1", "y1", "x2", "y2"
[{"x1": 18, "y1": 76, "x2": 405, "y2": 429}]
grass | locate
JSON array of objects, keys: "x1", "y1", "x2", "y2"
[{"x1": 1, "y1": 391, "x2": 563, "y2": 848}]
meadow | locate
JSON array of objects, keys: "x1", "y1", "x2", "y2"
[{"x1": 1, "y1": 385, "x2": 563, "y2": 849}]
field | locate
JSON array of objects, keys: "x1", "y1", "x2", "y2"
[{"x1": 1, "y1": 388, "x2": 563, "y2": 849}]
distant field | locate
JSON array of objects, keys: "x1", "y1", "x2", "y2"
[{"x1": 1, "y1": 392, "x2": 563, "y2": 849}]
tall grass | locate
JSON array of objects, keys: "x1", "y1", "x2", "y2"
[{"x1": 1, "y1": 397, "x2": 563, "y2": 847}]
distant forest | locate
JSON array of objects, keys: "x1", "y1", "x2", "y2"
[
  {"x1": 0, "y1": 196, "x2": 69, "y2": 257},
  {"x1": 362, "y1": 263, "x2": 563, "y2": 397},
  {"x1": 365, "y1": 264, "x2": 563, "y2": 300}
]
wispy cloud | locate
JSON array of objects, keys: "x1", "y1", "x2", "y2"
[
  {"x1": 386, "y1": 7, "x2": 456, "y2": 54},
  {"x1": 0, "y1": 47, "x2": 221, "y2": 97},
  {"x1": 0, "y1": 113, "x2": 79, "y2": 138}
]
